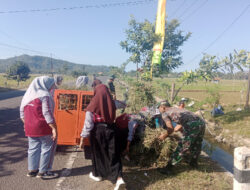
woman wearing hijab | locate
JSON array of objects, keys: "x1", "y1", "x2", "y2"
[
  {"x1": 80, "y1": 84, "x2": 125, "y2": 190},
  {"x1": 20, "y1": 76, "x2": 62, "y2": 179}
]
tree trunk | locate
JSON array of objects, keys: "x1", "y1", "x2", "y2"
[
  {"x1": 244, "y1": 67, "x2": 250, "y2": 109},
  {"x1": 171, "y1": 83, "x2": 175, "y2": 103},
  {"x1": 136, "y1": 62, "x2": 138, "y2": 81}
]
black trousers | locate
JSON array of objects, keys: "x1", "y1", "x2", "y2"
[{"x1": 90, "y1": 123, "x2": 123, "y2": 184}]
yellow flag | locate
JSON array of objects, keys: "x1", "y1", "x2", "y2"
[{"x1": 151, "y1": 0, "x2": 166, "y2": 67}]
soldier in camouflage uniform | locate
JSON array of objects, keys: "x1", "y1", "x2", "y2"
[
  {"x1": 107, "y1": 76, "x2": 116, "y2": 99},
  {"x1": 158, "y1": 102, "x2": 205, "y2": 174}
]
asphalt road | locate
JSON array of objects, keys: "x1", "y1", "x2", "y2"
[{"x1": 0, "y1": 76, "x2": 115, "y2": 190}]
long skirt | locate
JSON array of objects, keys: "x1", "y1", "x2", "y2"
[
  {"x1": 116, "y1": 127, "x2": 129, "y2": 154},
  {"x1": 170, "y1": 119, "x2": 205, "y2": 165},
  {"x1": 90, "y1": 123, "x2": 122, "y2": 184}
]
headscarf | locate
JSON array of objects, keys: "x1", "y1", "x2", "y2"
[
  {"x1": 54, "y1": 75, "x2": 63, "y2": 86},
  {"x1": 91, "y1": 79, "x2": 102, "y2": 88},
  {"x1": 20, "y1": 76, "x2": 56, "y2": 112},
  {"x1": 86, "y1": 84, "x2": 116, "y2": 124},
  {"x1": 76, "y1": 76, "x2": 89, "y2": 88}
]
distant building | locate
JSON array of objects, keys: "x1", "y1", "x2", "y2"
[
  {"x1": 212, "y1": 77, "x2": 221, "y2": 84},
  {"x1": 98, "y1": 72, "x2": 103, "y2": 76}
]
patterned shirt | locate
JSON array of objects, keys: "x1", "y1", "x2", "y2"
[{"x1": 162, "y1": 107, "x2": 201, "y2": 126}]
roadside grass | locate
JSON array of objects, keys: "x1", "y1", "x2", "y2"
[
  {"x1": 0, "y1": 73, "x2": 38, "y2": 91},
  {"x1": 116, "y1": 79, "x2": 233, "y2": 189},
  {"x1": 178, "y1": 91, "x2": 246, "y2": 106},
  {"x1": 153, "y1": 78, "x2": 247, "y2": 92},
  {"x1": 0, "y1": 73, "x2": 75, "y2": 92},
  {"x1": 123, "y1": 156, "x2": 232, "y2": 190},
  {"x1": 151, "y1": 78, "x2": 249, "y2": 139},
  {"x1": 204, "y1": 106, "x2": 250, "y2": 138}
]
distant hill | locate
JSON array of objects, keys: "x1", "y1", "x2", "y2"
[{"x1": 0, "y1": 54, "x2": 110, "y2": 74}]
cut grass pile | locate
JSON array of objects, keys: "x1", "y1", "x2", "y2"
[
  {"x1": 116, "y1": 77, "x2": 233, "y2": 190},
  {"x1": 129, "y1": 128, "x2": 178, "y2": 167}
]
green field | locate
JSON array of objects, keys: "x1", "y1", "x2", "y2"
[
  {"x1": 0, "y1": 73, "x2": 75, "y2": 92},
  {"x1": 153, "y1": 78, "x2": 250, "y2": 139},
  {"x1": 153, "y1": 78, "x2": 248, "y2": 106},
  {"x1": 0, "y1": 73, "x2": 39, "y2": 91},
  {"x1": 116, "y1": 77, "x2": 250, "y2": 139}
]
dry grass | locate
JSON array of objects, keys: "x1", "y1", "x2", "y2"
[
  {"x1": 115, "y1": 78, "x2": 233, "y2": 190},
  {"x1": 0, "y1": 73, "x2": 39, "y2": 90},
  {"x1": 0, "y1": 74, "x2": 76, "y2": 92},
  {"x1": 123, "y1": 156, "x2": 232, "y2": 190}
]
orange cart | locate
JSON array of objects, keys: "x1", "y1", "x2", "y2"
[{"x1": 54, "y1": 89, "x2": 94, "y2": 146}]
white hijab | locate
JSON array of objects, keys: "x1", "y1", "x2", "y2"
[{"x1": 20, "y1": 76, "x2": 56, "y2": 111}]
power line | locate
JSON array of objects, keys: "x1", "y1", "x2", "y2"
[
  {"x1": 170, "y1": 0, "x2": 187, "y2": 18},
  {"x1": 187, "y1": 3, "x2": 250, "y2": 64},
  {"x1": 0, "y1": 29, "x2": 31, "y2": 48},
  {"x1": 0, "y1": 41, "x2": 50, "y2": 56},
  {"x1": 0, "y1": 0, "x2": 155, "y2": 14},
  {"x1": 177, "y1": 0, "x2": 200, "y2": 20},
  {"x1": 180, "y1": 0, "x2": 209, "y2": 23}
]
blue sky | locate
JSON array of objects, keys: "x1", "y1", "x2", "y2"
[{"x1": 0, "y1": 0, "x2": 249, "y2": 72}]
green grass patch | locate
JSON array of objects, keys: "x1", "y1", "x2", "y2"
[{"x1": 205, "y1": 106, "x2": 250, "y2": 138}]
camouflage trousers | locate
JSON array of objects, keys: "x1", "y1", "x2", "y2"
[{"x1": 170, "y1": 120, "x2": 205, "y2": 165}]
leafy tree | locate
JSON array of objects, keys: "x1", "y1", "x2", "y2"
[
  {"x1": 221, "y1": 50, "x2": 250, "y2": 108},
  {"x1": 5, "y1": 62, "x2": 30, "y2": 85},
  {"x1": 120, "y1": 16, "x2": 191, "y2": 78},
  {"x1": 60, "y1": 63, "x2": 69, "y2": 74},
  {"x1": 71, "y1": 65, "x2": 88, "y2": 78},
  {"x1": 192, "y1": 50, "x2": 250, "y2": 108},
  {"x1": 196, "y1": 54, "x2": 221, "y2": 81},
  {"x1": 160, "y1": 20, "x2": 191, "y2": 73}
]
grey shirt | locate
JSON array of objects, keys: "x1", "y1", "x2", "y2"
[{"x1": 80, "y1": 111, "x2": 94, "y2": 138}]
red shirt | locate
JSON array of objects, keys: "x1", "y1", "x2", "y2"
[
  {"x1": 24, "y1": 98, "x2": 52, "y2": 137},
  {"x1": 115, "y1": 113, "x2": 130, "y2": 129}
]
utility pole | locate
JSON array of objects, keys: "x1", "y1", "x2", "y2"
[
  {"x1": 151, "y1": 0, "x2": 167, "y2": 79},
  {"x1": 50, "y1": 53, "x2": 53, "y2": 77}
]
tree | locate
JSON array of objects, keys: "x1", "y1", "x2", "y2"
[
  {"x1": 221, "y1": 50, "x2": 250, "y2": 108},
  {"x1": 194, "y1": 50, "x2": 250, "y2": 108},
  {"x1": 71, "y1": 70, "x2": 88, "y2": 78},
  {"x1": 60, "y1": 63, "x2": 69, "y2": 74},
  {"x1": 196, "y1": 54, "x2": 221, "y2": 81},
  {"x1": 5, "y1": 62, "x2": 30, "y2": 85},
  {"x1": 120, "y1": 16, "x2": 191, "y2": 78}
]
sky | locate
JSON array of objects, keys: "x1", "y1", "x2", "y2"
[{"x1": 0, "y1": 0, "x2": 249, "y2": 72}]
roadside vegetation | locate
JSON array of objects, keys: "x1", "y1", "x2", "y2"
[
  {"x1": 123, "y1": 156, "x2": 232, "y2": 190},
  {"x1": 0, "y1": 73, "x2": 75, "y2": 92},
  {"x1": 115, "y1": 79, "x2": 233, "y2": 190}
]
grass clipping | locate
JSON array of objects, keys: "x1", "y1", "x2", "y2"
[{"x1": 129, "y1": 127, "x2": 178, "y2": 168}]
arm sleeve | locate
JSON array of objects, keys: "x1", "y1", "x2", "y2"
[
  {"x1": 20, "y1": 106, "x2": 24, "y2": 119},
  {"x1": 81, "y1": 111, "x2": 94, "y2": 138},
  {"x1": 162, "y1": 112, "x2": 171, "y2": 123},
  {"x1": 41, "y1": 96, "x2": 55, "y2": 124},
  {"x1": 127, "y1": 120, "x2": 137, "y2": 142}
]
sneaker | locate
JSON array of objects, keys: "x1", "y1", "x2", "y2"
[
  {"x1": 89, "y1": 172, "x2": 102, "y2": 182},
  {"x1": 114, "y1": 178, "x2": 126, "y2": 190},
  {"x1": 26, "y1": 170, "x2": 38, "y2": 177},
  {"x1": 36, "y1": 171, "x2": 58, "y2": 179}
]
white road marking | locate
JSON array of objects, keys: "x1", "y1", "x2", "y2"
[{"x1": 55, "y1": 151, "x2": 78, "y2": 190}]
